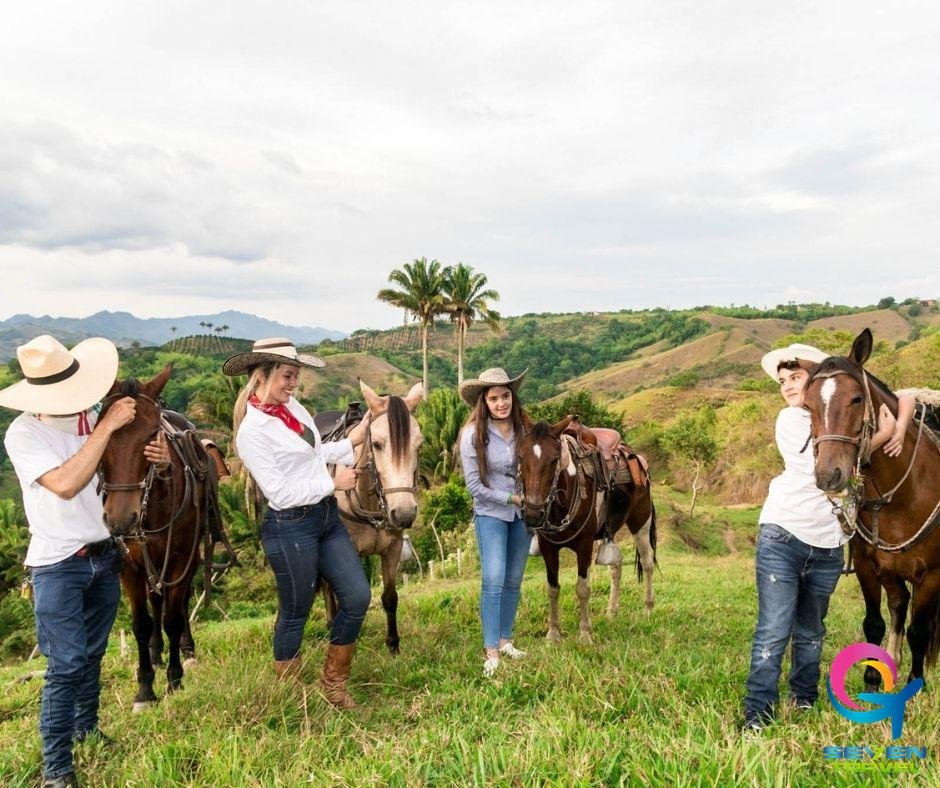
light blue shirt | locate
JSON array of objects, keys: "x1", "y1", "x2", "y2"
[{"x1": 459, "y1": 421, "x2": 520, "y2": 521}]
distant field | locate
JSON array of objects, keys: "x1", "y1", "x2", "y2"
[{"x1": 808, "y1": 309, "x2": 913, "y2": 344}]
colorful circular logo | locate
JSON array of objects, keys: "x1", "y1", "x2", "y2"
[{"x1": 829, "y1": 643, "x2": 896, "y2": 711}]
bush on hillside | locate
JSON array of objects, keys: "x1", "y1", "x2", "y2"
[
  {"x1": 411, "y1": 479, "x2": 473, "y2": 562},
  {"x1": 0, "y1": 499, "x2": 28, "y2": 593},
  {"x1": 527, "y1": 390, "x2": 625, "y2": 433},
  {"x1": 416, "y1": 389, "x2": 468, "y2": 482}
]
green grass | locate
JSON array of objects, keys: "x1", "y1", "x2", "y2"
[{"x1": 2, "y1": 535, "x2": 938, "y2": 786}]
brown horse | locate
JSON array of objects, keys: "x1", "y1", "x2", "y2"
[
  {"x1": 803, "y1": 328, "x2": 940, "y2": 686},
  {"x1": 518, "y1": 416, "x2": 657, "y2": 644},
  {"x1": 324, "y1": 380, "x2": 423, "y2": 654},
  {"x1": 99, "y1": 364, "x2": 222, "y2": 710}
]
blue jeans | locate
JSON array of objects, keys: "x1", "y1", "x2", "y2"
[
  {"x1": 261, "y1": 497, "x2": 371, "y2": 658},
  {"x1": 31, "y1": 546, "x2": 121, "y2": 779},
  {"x1": 743, "y1": 523, "x2": 843, "y2": 721},
  {"x1": 474, "y1": 514, "x2": 530, "y2": 649}
]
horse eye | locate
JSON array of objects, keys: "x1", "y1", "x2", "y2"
[
  {"x1": 372, "y1": 442, "x2": 384, "y2": 451},
  {"x1": 851, "y1": 395, "x2": 863, "y2": 405}
]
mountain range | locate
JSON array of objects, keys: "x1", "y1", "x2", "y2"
[{"x1": 0, "y1": 310, "x2": 346, "y2": 361}]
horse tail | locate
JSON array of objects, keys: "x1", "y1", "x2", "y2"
[{"x1": 635, "y1": 498, "x2": 657, "y2": 583}]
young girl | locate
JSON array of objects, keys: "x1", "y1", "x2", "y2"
[
  {"x1": 459, "y1": 367, "x2": 531, "y2": 677},
  {"x1": 224, "y1": 338, "x2": 371, "y2": 708},
  {"x1": 742, "y1": 343, "x2": 913, "y2": 730}
]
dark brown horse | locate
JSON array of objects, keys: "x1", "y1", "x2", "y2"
[
  {"x1": 518, "y1": 416, "x2": 657, "y2": 644},
  {"x1": 98, "y1": 364, "x2": 223, "y2": 710},
  {"x1": 326, "y1": 380, "x2": 424, "y2": 654},
  {"x1": 803, "y1": 329, "x2": 940, "y2": 686}
]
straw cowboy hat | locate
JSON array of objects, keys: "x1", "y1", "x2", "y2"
[
  {"x1": 0, "y1": 335, "x2": 119, "y2": 415},
  {"x1": 458, "y1": 367, "x2": 528, "y2": 407},
  {"x1": 222, "y1": 337, "x2": 325, "y2": 376},
  {"x1": 760, "y1": 343, "x2": 829, "y2": 381}
]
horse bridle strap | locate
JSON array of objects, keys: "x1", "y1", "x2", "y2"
[
  {"x1": 809, "y1": 368, "x2": 877, "y2": 464},
  {"x1": 525, "y1": 434, "x2": 597, "y2": 543}
]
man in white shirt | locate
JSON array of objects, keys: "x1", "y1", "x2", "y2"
[{"x1": 1, "y1": 335, "x2": 167, "y2": 788}]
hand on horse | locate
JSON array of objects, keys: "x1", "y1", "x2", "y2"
[
  {"x1": 332, "y1": 464, "x2": 361, "y2": 492},
  {"x1": 875, "y1": 404, "x2": 905, "y2": 457},
  {"x1": 143, "y1": 431, "x2": 171, "y2": 468},
  {"x1": 346, "y1": 411, "x2": 372, "y2": 447},
  {"x1": 99, "y1": 396, "x2": 136, "y2": 434}
]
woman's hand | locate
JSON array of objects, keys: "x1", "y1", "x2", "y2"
[
  {"x1": 510, "y1": 494, "x2": 523, "y2": 507},
  {"x1": 143, "y1": 431, "x2": 171, "y2": 468},
  {"x1": 332, "y1": 464, "x2": 361, "y2": 492},
  {"x1": 346, "y1": 411, "x2": 372, "y2": 447}
]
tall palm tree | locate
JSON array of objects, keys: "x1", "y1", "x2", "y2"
[
  {"x1": 442, "y1": 263, "x2": 501, "y2": 385},
  {"x1": 377, "y1": 258, "x2": 446, "y2": 398}
]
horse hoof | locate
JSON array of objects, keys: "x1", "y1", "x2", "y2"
[
  {"x1": 387, "y1": 644, "x2": 400, "y2": 656},
  {"x1": 183, "y1": 657, "x2": 198, "y2": 669},
  {"x1": 132, "y1": 700, "x2": 157, "y2": 713},
  {"x1": 546, "y1": 631, "x2": 562, "y2": 643},
  {"x1": 578, "y1": 632, "x2": 593, "y2": 645}
]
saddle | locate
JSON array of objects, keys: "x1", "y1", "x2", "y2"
[
  {"x1": 314, "y1": 402, "x2": 365, "y2": 443},
  {"x1": 564, "y1": 418, "x2": 649, "y2": 489}
]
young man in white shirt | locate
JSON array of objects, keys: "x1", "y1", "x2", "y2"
[{"x1": 1, "y1": 335, "x2": 167, "y2": 788}]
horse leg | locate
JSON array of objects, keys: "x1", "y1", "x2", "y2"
[
  {"x1": 543, "y1": 541, "x2": 562, "y2": 643},
  {"x1": 575, "y1": 538, "x2": 593, "y2": 645},
  {"x1": 905, "y1": 575, "x2": 940, "y2": 686},
  {"x1": 181, "y1": 584, "x2": 198, "y2": 667},
  {"x1": 381, "y1": 542, "x2": 403, "y2": 655},
  {"x1": 884, "y1": 576, "x2": 911, "y2": 669},
  {"x1": 606, "y1": 561, "x2": 623, "y2": 620},
  {"x1": 163, "y1": 585, "x2": 188, "y2": 693},
  {"x1": 124, "y1": 571, "x2": 159, "y2": 711},
  {"x1": 148, "y1": 589, "x2": 165, "y2": 667},
  {"x1": 854, "y1": 547, "x2": 887, "y2": 691},
  {"x1": 321, "y1": 579, "x2": 338, "y2": 629},
  {"x1": 631, "y1": 511, "x2": 656, "y2": 615}
]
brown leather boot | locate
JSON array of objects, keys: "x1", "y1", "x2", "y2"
[
  {"x1": 274, "y1": 657, "x2": 301, "y2": 681},
  {"x1": 320, "y1": 643, "x2": 356, "y2": 709}
]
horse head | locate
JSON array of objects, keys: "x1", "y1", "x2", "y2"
[
  {"x1": 517, "y1": 415, "x2": 574, "y2": 529},
  {"x1": 802, "y1": 329, "x2": 880, "y2": 493},
  {"x1": 358, "y1": 380, "x2": 424, "y2": 530},
  {"x1": 99, "y1": 363, "x2": 172, "y2": 535}
]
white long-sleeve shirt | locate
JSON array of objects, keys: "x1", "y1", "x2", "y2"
[
  {"x1": 758, "y1": 406, "x2": 847, "y2": 548},
  {"x1": 235, "y1": 397, "x2": 354, "y2": 511}
]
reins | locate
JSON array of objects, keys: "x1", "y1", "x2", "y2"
[{"x1": 809, "y1": 367, "x2": 940, "y2": 552}]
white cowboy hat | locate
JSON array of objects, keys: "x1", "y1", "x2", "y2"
[
  {"x1": 458, "y1": 367, "x2": 528, "y2": 407},
  {"x1": 222, "y1": 337, "x2": 325, "y2": 376},
  {"x1": 760, "y1": 343, "x2": 829, "y2": 381},
  {"x1": 0, "y1": 335, "x2": 119, "y2": 415}
]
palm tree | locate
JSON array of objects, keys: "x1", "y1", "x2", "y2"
[
  {"x1": 376, "y1": 258, "x2": 446, "y2": 398},
  {"x1": 442, "y1": 263, "x2": 501, "y2": 385}
]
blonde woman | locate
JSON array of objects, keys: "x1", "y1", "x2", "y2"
[{"x1": 224, "y1": 338, "x2": 371, "y2": 708}]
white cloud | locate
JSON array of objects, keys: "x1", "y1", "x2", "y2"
[{"x1": 0, "y1": 1, "x2": 937, "y2": 332}]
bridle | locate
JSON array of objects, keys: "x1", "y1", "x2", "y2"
[
  {"x1": 520, "y1": 433, "x2": 595, "y2": 543},
  {"x1": 342, "y1": 418, "x2": 418, "y2": 531},
  {"x1": 807, "y1": 365, "x2": 939, "y2": 552},
  {"x1": 97, "y1": 392, "x2": 202, "y2": 592}
]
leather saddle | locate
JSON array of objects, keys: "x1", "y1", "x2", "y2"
[
  {"x1": 314, "y1": 402, "x2": 365, "y2": 442},
  {"x1": 564, "y1": 417, "x2": 649, "y2": 488}
]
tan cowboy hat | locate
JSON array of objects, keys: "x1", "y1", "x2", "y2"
[
  {"x1": 760, "y1": 343, "x2": 829, "y2": 381},
  {"x1": 0, "y1": 335, "x2": 119, "y2": 415},
  {"x1": 222, "y1": 337, "x2": 325, "y2": 376},
  {"x1": 458, "y1": 367, "x2": 528, "y2": 407}
]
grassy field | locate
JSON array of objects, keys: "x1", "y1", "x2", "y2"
[{"x1": 2, "y1": 498, "x2": 937, "y2": 787}]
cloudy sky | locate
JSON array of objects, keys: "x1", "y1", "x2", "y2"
[{"x1": 1, "y1": 1, "x2": 938, "y2": 332}]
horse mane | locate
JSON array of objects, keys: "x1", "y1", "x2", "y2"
[
  {"x1": 386, "y1": 395, "x2": 411, "y2": 463},
  {"x1": 529, "y1": 421, "x2": 551, "y2": 440},
  {"x1": 99, "y1": 378, "x2": 142, "y2": 416}
]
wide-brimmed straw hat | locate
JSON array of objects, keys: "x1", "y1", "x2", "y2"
[
  {"x1": 222, "y1": 337, "x2": 325, "y2": 376},
  {"x1": 760, "y1": 343, "x2": 829, "y2": 381},
  {"x1": 458, "y1": 367, "x2": 528, "y2": 407},
  {"x1": 0, "y1": 335, "x2": 119, "y2": 415}
]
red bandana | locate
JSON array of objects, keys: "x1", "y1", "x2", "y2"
[{"x1": 249, "y1": 395, "x2": 304, "y2": 435}]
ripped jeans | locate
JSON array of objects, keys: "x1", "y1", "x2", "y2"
[{"x1": 743, "y1": 523, "x2": 844, "y2": 720}]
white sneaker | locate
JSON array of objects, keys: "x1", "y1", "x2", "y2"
[
  {"x1": 483, "y1": 656, "x2": 499, "y2": 677},
  {"x1": 499, "y1": 642, "x2": 527, "y2": 659}
]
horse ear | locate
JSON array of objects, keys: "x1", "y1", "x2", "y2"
[
  {"x1": 144, "y1": 363, "x2": 173, "y2": 398},
  {"x1": 549, "y1": 415, "x2": 573, "y2": 437},
  {"x1": 403, "y1": 382, "x2": 424, "y2": 412},
  {"x1": 850, "y1": 329, "x2": 873, "y2": 367},
  {"x1": 359, "y1": 379, "x2": 388, "y2": 414}
]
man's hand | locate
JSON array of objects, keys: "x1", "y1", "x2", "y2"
[
  {"x1": 98, "y1": 397, "x2": 136, "y2": 434},
  {"x1": 332, "y1": 464, "x2": 361, "y2": 491},
  {"x1": 346, "y1": 411, "x2": 372, "y2": 447},
  {"x1": 143, "y1": 431, "x2": 171, "y2": 467}
]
